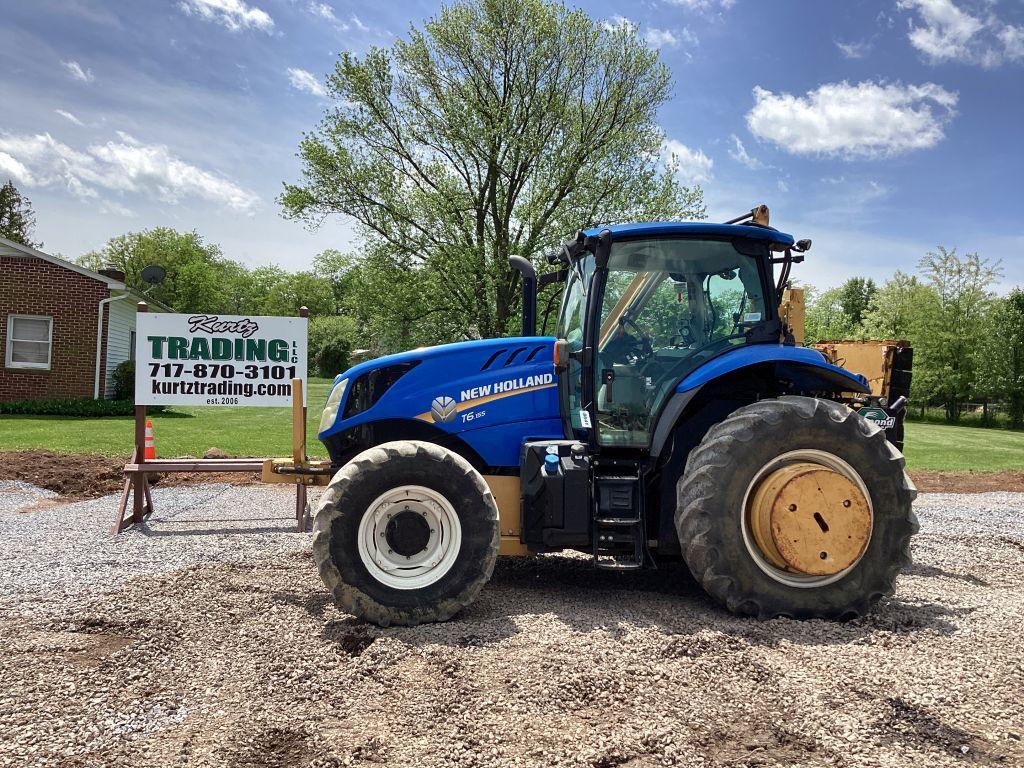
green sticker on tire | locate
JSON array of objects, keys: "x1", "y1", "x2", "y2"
[{"x1": 858, "y1": 406, "x2": 896, "y2": 430}]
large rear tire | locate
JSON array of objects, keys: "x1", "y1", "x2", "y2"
[
  {"x1": 676, "y1": 396, "x2": 918, "y2": 620},
  {"x1": 312, "y1": 440, "x2": 499, "y2": 627}
]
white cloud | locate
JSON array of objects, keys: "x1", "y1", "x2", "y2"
[
  {"x1": 54, "y1": 109, "x2": 84, "y2": 126},
  {"x1": 646, "y1": 26, "x2": 697, "y2": 48},
  {"x1": 306, "y1": 2, "x2": 370, "y2": 34},
  {"x1": 62, "y1": 60, "x2": 94, "y2": 83},
  {"x1": 898, "y1": 0, "x2": 1024, "y2": 66},
  {"x1": 603, "y1": 15, "x2": 634, "y2": 34},
  {"x1": 645, "y1": 28, "x2": 679, "y2": 48},
  {"x1": 308, "y1": 1, "x2": 337, "y2": 21},
  {"x1": 835, "y1": 39, "x2": 872, "y2": 59},
  {"x1": 746, "y1": 80, "x2": 958, "y2": 159},
  {"x1": 99, "y1": 199, "x2": 137, "y2": 218},
  {"x1": 0, "y1": 131, "x2": 260, "y2": 214},
  {"x1": 603, "y1": 15, "x2": 696, "y2": 49},
  {"x1": 728, "y1": 134, "x2": 764, "y2": 169},
  {"x1": 178, "y1": 0, "x2": 273, "y2": 33},
  {"x1": 821, "y1": 176, "x2": 892, "y2": 208},
  {"x1": 662, "y1": 139, "x2": 713, "y2": 185},
  {"x1": 0, "y1": 152, "x2": 34, "y2": 185},
  {"x1": 665, "y1": 0, "x2": 734, "y2": 10},
  {"x1": 287, "y1": 68, "x2": 326, "y2": 98},
  {"x1": 776, "y1": 179, "x2": 789, "y2": 193}
]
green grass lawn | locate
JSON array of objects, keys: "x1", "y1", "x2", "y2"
[
  {"x1": 0, "y1": 378, "x2": 335, "y2": 459},
  {"x1": 902, "y1": 421, "x2": 1024, "y2": 472},
  {"x1": 1, "y1": 382, "x2": 1022, "y2": 472}
]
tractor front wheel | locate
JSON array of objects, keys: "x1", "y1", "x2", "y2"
[
  {"x1": 312, "y1": 440, "x2": 499, "y2": 626},
  {"x1": 676, "y1": 396, "x2": 918, "y2": 620}
]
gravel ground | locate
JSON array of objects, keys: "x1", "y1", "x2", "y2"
[{"x1": 0, "y1": 482, "x2": 1022, "y2": 768}]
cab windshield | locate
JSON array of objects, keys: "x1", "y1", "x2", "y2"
[{"x1": 594, "y1": 237, "x2": 769, "y2": 446}]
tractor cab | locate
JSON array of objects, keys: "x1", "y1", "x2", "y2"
[{"x1": 553, "y1": 222, "x2": 789, "y2": 450}]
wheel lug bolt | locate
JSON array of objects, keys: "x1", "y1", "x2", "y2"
[
  {"x1": 788, "y1": 504, "x2": 797, "y2": 511},
  {"x1": 843, "y1": 499, "x2": 851, "y2": 507}
]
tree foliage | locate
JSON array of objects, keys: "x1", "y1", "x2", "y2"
[
  {"x1": 974, "y1": 289, "x2": 1024, "y2": 427},
  {"x1": 860, "y1": 271, "x2": 925, "y2": 340},
  {"x1": 911, "y1": 247, "x2": 1002, "y2": 420},
  {"x1": 804, "y1": 286, "x2": 855, "y2": 344},
  {"x1": 837, "y1": 277, "x2": 876, "y2": 327},
  {"x1": 281, "y1": 0, "x2": 705, "y2": 341},
  {"x1": 78, "y1": 228, "x2": 339, "y2": 317},
  {"x1": 0, "y1": 179, "x2": 40, "y2": 247}
]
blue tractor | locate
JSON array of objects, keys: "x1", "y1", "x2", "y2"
[{"x1": 312, "y1": 207, "x2": 917, "y2": 626}]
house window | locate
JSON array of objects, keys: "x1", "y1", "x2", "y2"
[
  {"x1": 129, "y1": 330, "x2": 137, "y2": 361},
  {"x1": 5, "y1": 314, "x2": 53, "y2": 370}
]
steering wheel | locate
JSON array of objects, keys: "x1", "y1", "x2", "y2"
[{"x1": 618, "y1": 315, "x2": 654, "y2": 358}]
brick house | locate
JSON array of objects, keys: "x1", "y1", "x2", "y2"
[{"x1": 0, "y1": 235, "x2": 162, "y2": 402}]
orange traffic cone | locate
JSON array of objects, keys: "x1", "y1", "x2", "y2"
[{"x1": 144, "y1": 419, "x2": 157, "y2": 460}]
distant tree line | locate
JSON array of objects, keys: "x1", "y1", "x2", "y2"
[{"x1": 803, "y1": 248, "x2": 1023, "y2": 428}]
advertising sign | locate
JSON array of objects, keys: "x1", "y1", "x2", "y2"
[{"x1": 134, "y1": 313, "x2": 307, "y2": 407}]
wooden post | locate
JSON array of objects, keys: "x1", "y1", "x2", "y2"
[
  {"x1": 132, "y1": 301, "x2": 149, "y2": 525},
  {"x1": 295, "y1": 306, "x2": 310, "y2": 532}
]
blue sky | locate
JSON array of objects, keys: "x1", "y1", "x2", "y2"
[{"x1": 1, "y1": 0, "x2": 1022, "y2": 290}]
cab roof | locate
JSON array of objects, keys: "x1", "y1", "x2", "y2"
[{"x1": 583, "y1": 221, "x2": 795, "y2": 248}]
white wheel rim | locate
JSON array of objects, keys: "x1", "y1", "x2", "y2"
[
  {"x1": 740, "y1": 449, "x2": 874, "y2": 589},
  {"x1": 357, "y1": 485, "x2": 462, "y2": 590}
]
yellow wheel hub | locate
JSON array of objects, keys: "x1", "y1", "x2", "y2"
[{"x1": 747, "y1": 462, "x2": 871, "y2": 576}]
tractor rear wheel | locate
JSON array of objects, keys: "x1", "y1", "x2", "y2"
[
  {"x1": 312, "y1": 440, "x2": 499, "y2": 626},
  {"x1": 676, "y1": 396, "x2": 918, "y2": 620}
]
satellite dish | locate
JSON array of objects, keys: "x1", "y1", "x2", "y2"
[{"x1": 140, "y1": 265, "x2": 166, "y2": 285}]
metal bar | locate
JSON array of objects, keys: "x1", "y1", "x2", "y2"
[
  {"x1": 124, "y1": 461, "x2": 264, "y2": 473},
  {"x1": 125, "y1": 458, "x2": 267, "y2": 465},
  {"x1": 296, "y1": 482, "x2": 308, "y2": 533},
  {"x1": 143, "y1": 479, "x2": 154, "y2": 519}
]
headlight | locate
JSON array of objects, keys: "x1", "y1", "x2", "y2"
[{"x1": 318, "y1": 378, "x2": 348, "y2": 434}]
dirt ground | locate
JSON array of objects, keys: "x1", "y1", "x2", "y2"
[
  {"x1": 3, "y1": 542, "x2": 1023, "y2": 767},
  {"x1": 0, "y1": 450, "x2": 260, "y2": 499},
  {"x1": 2, "y1": 450, "x2": 1023, "y2": 499},
  {"x1": 1, "y1": 479, "x2": 1023, "y2": 768}
]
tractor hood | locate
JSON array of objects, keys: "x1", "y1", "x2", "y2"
[{"x1": 318, "y1": 336, "x2": 561, "y2": 448}]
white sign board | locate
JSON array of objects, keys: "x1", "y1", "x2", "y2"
[{"x1": 134, "y1": 313, "x2": 308, "y2": 407}]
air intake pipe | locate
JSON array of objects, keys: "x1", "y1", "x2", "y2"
[{"x1": 508, "y1": 256, "x2": 537, "y2": 337}]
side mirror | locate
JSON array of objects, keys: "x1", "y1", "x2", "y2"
[{"x1": 553, "y1": 339, "x2": 570, "y2": 372}]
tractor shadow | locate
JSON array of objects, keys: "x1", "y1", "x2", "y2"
[{"x1": 307, "y1": 553, "x2": 968, "y2": 654}]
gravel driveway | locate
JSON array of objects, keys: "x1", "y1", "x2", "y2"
[{"x1": 0, "y1": 481, "x2": 1021, "y2": 767}]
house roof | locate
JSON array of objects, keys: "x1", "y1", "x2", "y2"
[{"x1": 0, "y1": 235, "x2": 170, "y2": 310}]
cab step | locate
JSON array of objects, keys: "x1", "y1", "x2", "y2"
[{"x1": 592, "y1": 471, "x2": 649, "y2": 570}]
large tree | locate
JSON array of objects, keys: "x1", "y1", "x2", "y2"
[
  {"x1": 837, "y1": 277, "x2": 876, "y2": 327},
  {"x1": 911, "y1": 246, "x2": 1001, "y2": 421},
  {"x1": 860, "y1": 271, "x2": 927, "y2": 340},
  {"x1": 976, "y1": 289, "x2": 1024, "y2": 427},
  {"x1": 803, "y1": 286, "x2": 855, "y2": 344},
  {"x1": 0, "y1": 179, "x2": 40, "y2": 247},
  {"x1": 281, "y1": 0, "x2": 704, "y2": 340}
]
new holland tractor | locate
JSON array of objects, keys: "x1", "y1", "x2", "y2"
[{"x1": 312, "y1": 207, "x2": 917, "y2": 626}]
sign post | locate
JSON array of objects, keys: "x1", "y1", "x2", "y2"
[{"x1": 111, "y1": 307, "x2": 310, "y2": 534}]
